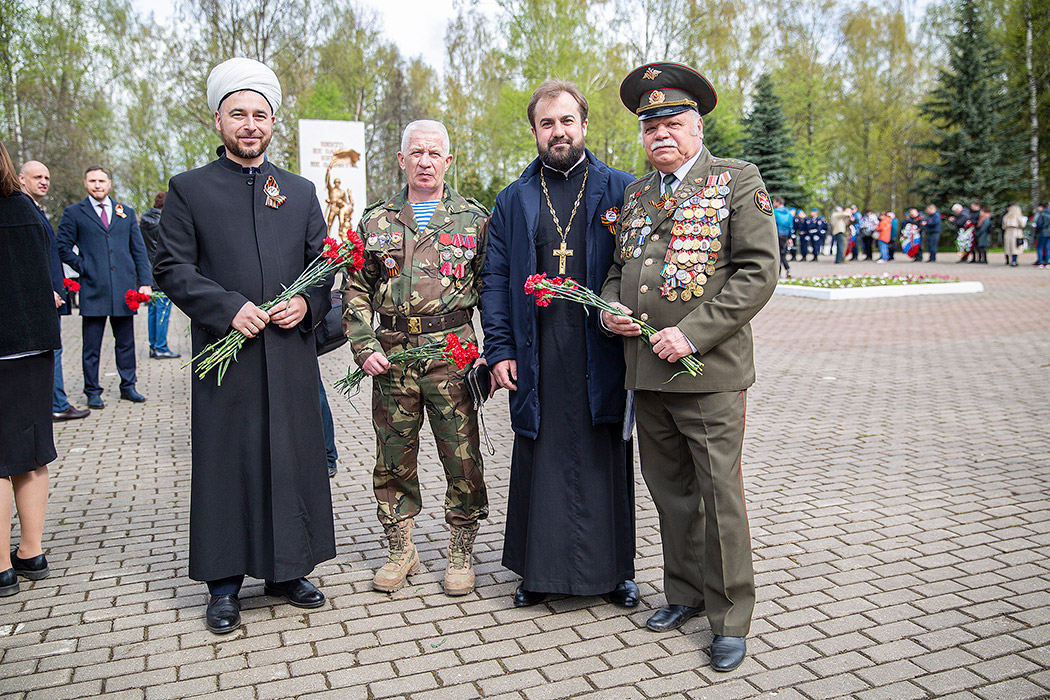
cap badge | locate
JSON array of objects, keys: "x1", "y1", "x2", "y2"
[
  {"x1": 648, "y1": 90, "x2": 666, "y2": 104},
  {"x1": 643, "y1": 67, "x2": 662, "y2": 81}
]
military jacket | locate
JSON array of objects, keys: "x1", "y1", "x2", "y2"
[
  {"x1": 342, "y1": 183, "x2": 489, "y2": 364},
  {"x1": 600, "y1": 147, "x2": 778, "y2": 393}
]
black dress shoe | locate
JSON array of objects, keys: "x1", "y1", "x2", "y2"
[
  {"x1": 119, "y1": 389, "x2": 147, "y2": 403},
  {"x1": 86, "y1": 395, "x2": 104, "y2": 409},
  {"x1": 11, "y1": 549, "x2": 49, "y2": 580},
  {"x1": 264, "y1": 577, "x2": 325, "y2": 608},
  {"x1": 53, "y1": 406, "x2": 91, "y2": 421},
  {"x1": 205, "y1": 594, "x2": 241, "y2": 634},
  {"x1": 153, "y1": 349, "x2": 181, "y2": 359},
  {"x1": 0, "y1": 569, "x2": 18, "y2": 597},
  {"x1": 512, "y1": 584, "x2": 547, "y2": 607},
  {"x1": 710, "y1": 634, "x2": 746, "y2": 671},
  {"x1": 149, "y1": 347, "x2": 157, "y2": 358},
  {"x1": 328, "y1": 465, "x2": 337, "y2": 478},
  {"x1": 646, "y1": 604, "x2": 704, "y2": 631},
  {"x1": 607, "y1": 580, "x2": 639, "y2": 608}
]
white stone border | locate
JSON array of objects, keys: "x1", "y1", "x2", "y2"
[{"x1": 775, "y1": 280, "x2": 985, "y2": 300}]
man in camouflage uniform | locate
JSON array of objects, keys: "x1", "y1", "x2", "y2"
[
  {"x1": 601, "y1": 63, "x2": 778, "y2": 672},
  {"x1": 342, "y1": 119, "x2": 489, "y2": 596}
]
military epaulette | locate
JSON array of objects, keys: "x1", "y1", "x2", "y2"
[
  {"x1": 464, "y1": 197, "x2": 490, "y2": 216},
  {"x1": 360, "y1": 199, "x2": 387, "y2": 219},
  {"x1": 711, "y1": 157, "x2": 750, "y2": 170}
]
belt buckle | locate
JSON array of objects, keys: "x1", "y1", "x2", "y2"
[{"x1": 407, "y1": 316, "x2": 422, "y2": 334}]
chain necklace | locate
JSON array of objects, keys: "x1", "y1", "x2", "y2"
[{"x1": 541, "y1": 165, "x2": 589, "y2": 274}]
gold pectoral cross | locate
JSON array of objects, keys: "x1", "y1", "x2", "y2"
[{"x1": 553, "y1": 240, "x2": 573, "y2": 274}]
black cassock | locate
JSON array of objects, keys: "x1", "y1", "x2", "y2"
[
  {"x1": 502, "y1": 159, "x2": 635, "y2": 595},
  {"x1": 154, "y1": 153, "x2": 335, "y2": 583}
]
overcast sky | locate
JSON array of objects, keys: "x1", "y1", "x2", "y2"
[{"x1": 130, "y1": 0, "x2": 475, "y2": 71}]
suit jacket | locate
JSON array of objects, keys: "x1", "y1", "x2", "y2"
[
  {"x1": 28, "y1": 196, "x2": 71, "y2": 316},
  {"x1": 481, "y1": 150, "x2": 633, "y2": 439},
  {"x1": 57, "y1": 197, "x2": 152, "y2": 317},
  {"x1": 601, "y1": 148, "x2": 778, "y2": 393}
]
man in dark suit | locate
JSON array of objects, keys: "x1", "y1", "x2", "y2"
[
  {"x1": 57, "y1": 166, "x2": 152, "y2": 408},
  {"x1": 19, "y1": 160, "x2": 90, "y2": 421},
  {"x1": 601, "y1": 62, "x2": 779, "y2": 672}
]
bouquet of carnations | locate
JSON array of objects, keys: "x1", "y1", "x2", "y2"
[
  {"x1": 191, "y1": 232, "x2": 365, "y2": 385},
  {"x1": 525, "y1": 273, "x2": 703, "y2": 377},
  {"x1": 335, "y1": 332, "x2": 479, "y2": 399},
  {"x1": 125, "y1": 289, "x2": 169, "y2": 311},
  {"x1": 62, "y1": 278, "x2": 80, "y2": 293}
]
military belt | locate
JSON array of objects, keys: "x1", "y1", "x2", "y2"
[{"x1": 379, "y1": 310, "x2": 472, "y2": 335}]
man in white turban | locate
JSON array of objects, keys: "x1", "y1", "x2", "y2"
[
  {"x1": 206, "y1": 57, "x2": 283, "y2": 115},
  {"x1": 155, "y1": 56, "x2": 335, "y2": 635}
]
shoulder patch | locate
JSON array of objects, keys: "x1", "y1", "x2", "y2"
[{"x1": 755, "y1": 189, "x2": 774, "y2": 216}]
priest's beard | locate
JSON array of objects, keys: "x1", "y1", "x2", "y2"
[
  {"x1": 223, "y1": 131, "x2": 272, "y2": 161},
  {"x1": 539, "y1": 137, "x2": 584, "y2": 171}
]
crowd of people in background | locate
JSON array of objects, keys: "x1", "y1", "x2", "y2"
[{"x1": 770, "y1": 198, "x2": 1050, "y2": 277}]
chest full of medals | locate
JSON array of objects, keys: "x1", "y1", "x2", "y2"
[{"x1": 621, "y1": 170, "x2": 733, "y2": 302}]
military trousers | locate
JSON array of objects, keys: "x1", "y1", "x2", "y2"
[
  {"x1": 371, "y1": 327, "x2": 487, "y2": 528},
  {"x1": 635, "y1": 388, "x2": 755, "y2": 638}
]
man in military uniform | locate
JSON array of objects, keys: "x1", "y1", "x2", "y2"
[
  {"x1": 806, "y1": 208, "x2": 828, "y2": 261},
  {"x1": 342, "y1": 119, "x2": 488, "y2": 597},
  {"x1": 601, "y1": 62, "x2": 779, "y2": 672}
]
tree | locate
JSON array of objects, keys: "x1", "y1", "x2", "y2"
[
  {"x1": 914, "y1": 0, "x2": 1025, "y2": 212},
  {"x1": 737, "y1": 73, "x2": 805, "y2": 206}
]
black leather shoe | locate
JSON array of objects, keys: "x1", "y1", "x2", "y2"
[
  {"x1": 710, "y1": 634, "x2": 746, "y2": 671},
  {"x1": 53, "y1": 406, "x2": 91, "y2": 421},
  {"x1": 264, "y1": 577, "x2": 325, "y2": 608},
  {"x1": 512, "y1": 584, "x2": 547, "y2": 607},
  {"x1": 119, "y1": 389, "x2": 147, "y2": 403},
  {"x1": 11, "y1": 549, "x2": 49, "y2": 580},
  {"x1": 153, "y1": 349, "x2": 181, "y2": 359},
  {"x1": 646, "y1": 604, "x2": 703, "y2": 631},
  {"x1": 205, "y1": 594, "x2": 241, "y2": 634},
  {"x1": 149, "y1": 347, "x2": 157, "y2": 358},
  {"x1": 86, "y1": 395, "x2": 104, "y2": 409},
  {"x1": 0, "y1": 569, "x2": 18, "y2": 597},
  {"x1": 607, "y1": 580, "x2": 639, "y2": 608},
  {"x1": 328, "y1": 465, "x2": 337, "y2": 478}
]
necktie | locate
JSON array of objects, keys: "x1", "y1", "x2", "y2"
[
  {"x1": 99, "y1": 203, "x2": 109, "y2": 229},
  {"x1": 663, "y1": 173, "x2": 677, "y2": 198}
]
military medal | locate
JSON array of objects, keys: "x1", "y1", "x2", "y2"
[
  {"x1": 653, "y1": 170, "x2": 733, "y2": 303},
  {"x1": 114, "y1": 203, "x2": 127, "y2": 219},
  {"x1": 263, "y1": 176, "x2": 286, "y2": 209}
]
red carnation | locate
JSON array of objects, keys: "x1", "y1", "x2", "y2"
[
  {"x1": 63, "y1": 278, "x2": 80, "y2": 293},
  {"x1": 125, "y1": 289, "x2": 140, "y2": 311},
  {"x1": 345, "y1": 229, "x2": 365, "y2": 273}
]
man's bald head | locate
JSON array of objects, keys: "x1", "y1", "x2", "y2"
[{"x1": 19, "y1": 160, "x2": 50, "y2": 202}]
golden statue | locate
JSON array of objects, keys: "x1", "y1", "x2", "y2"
[{"x1": 324, "y1": 147, "x2": 360, "y2": 239}]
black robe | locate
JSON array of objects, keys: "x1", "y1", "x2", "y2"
[
  {"x1": 502, "y1": 159, "x2": 635, "y2": 595},
  {"x1": 154, "y1": 153, "x2": 335, "y2": 583}
]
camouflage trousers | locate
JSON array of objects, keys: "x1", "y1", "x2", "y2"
[{"x1": 371, "y1": 327, "x2": 487, "y2": 527}]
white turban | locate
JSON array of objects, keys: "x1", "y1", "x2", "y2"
[{"x1": 206, "y1": 57, "x2": 283, "y2": 114}]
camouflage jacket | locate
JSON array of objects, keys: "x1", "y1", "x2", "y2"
[{"x1": 342, "y1": 183, "x2": 489, "y2": 364}]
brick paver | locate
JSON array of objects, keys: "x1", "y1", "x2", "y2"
[{"x1": 2, "y1": 256, "x2": 1049, "y2": 699}]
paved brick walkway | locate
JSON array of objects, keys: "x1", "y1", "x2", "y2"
[{"x1": 3, "y1": 255, "x2": 1049, "y2": 700}]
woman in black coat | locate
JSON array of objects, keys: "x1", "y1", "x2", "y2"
[{"x1": 0, "y1": 140, "x2": 62, "y2": 596}]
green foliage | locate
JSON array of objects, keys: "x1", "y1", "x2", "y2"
[
  {"x1": 0, "y1": 0, "x2": 1040, "y2": 221},
  {"x1": 914, "y1": 0, "x2": 1026, "y2": 212},
  {"x1": 737, "y1": 74, "x2": 805, "y2": 207}
]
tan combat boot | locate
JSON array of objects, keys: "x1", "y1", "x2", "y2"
[
  {"x1": 373, "y1": 518, "x2": 419, "y2": 592},
  {"x1": 444, "y1": 522, "x2": 479, "y2": 596}
]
